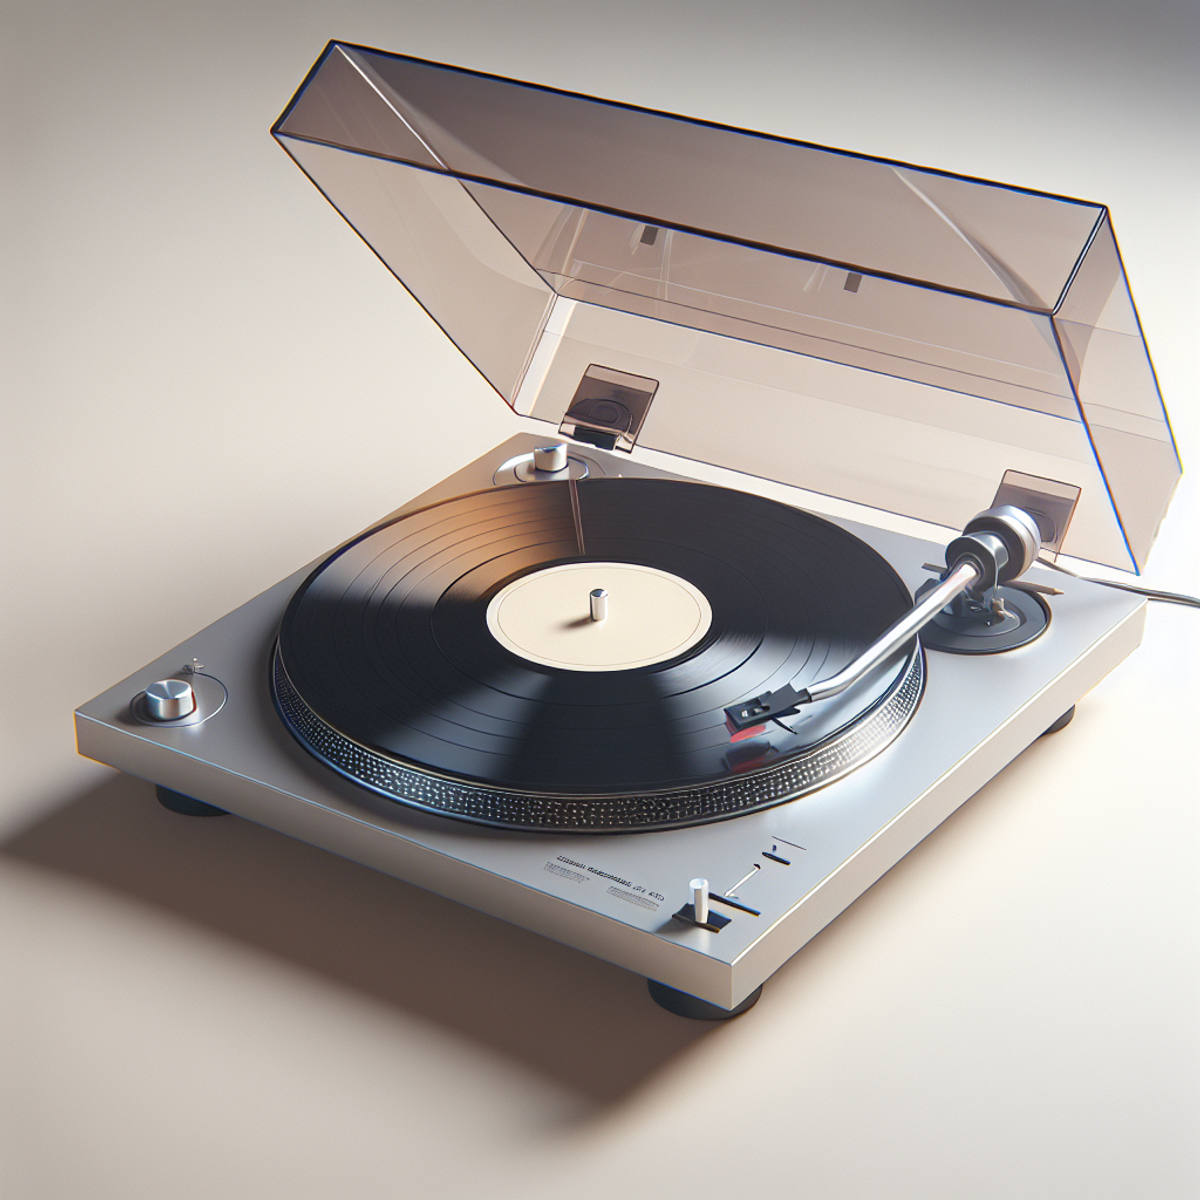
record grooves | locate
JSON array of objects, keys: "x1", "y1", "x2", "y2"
[{"x1": 272, "y1": 478, "x2": 925, "y2": 831}]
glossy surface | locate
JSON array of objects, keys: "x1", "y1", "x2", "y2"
[{"x1": 274, "y1": 43, "x2": 1180, "y2": 570}]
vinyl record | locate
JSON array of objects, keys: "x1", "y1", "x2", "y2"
[{"x1": 273, "y1": 477, "x2": 923, "y2": 830}]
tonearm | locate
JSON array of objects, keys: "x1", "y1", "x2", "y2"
[{"x1": 723, "y1": 506, "x2": 1045, "y2": 733}]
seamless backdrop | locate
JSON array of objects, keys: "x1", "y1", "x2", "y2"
[{"x1": 2, "y1": 3, "x2": 1198, "y2": 1198}]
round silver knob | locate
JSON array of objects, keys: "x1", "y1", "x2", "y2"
[
  {"x1": 143, "y1": 678, "x2": 196, "y2": 721},
  {"x1": 691, "y1": 878, "x2": 710, "y2": 925},
  {"x1": 589, "y1": 587, "x2": 608, "y2": 622},
  {"x1": 533, "y1": 443, "x2": 569, "y2": 473}
]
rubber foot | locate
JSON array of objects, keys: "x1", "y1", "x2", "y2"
[
  {"x1": 1040, "y1": 705, "x2": 1076, "y2": 737},
  {"x1": 647, "y1": 979, "x2": 762, "y2": 1019},
  {"x1": 155, "y1": 785, "x2": 229, "y2": 817}
]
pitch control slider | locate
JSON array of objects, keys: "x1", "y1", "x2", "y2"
[{"x1": 725, "y1": 506, "x2": 1042, "y2": 732}]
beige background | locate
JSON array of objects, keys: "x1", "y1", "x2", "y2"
[{"x1": 2, "y1": 3, "x2": 1197, "y2": 1197}]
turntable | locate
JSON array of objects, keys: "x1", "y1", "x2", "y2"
[{"x1": 74, "y1": 42, "x2": 1183, "y2": 1018}]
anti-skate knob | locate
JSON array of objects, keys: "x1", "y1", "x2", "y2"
[{"x1": 143, "y1": 678, "x2": 196, "y2": 721}]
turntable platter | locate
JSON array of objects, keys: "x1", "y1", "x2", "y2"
[{"x1": 272, "y1": 478, "x2": 924, "y2": 830}]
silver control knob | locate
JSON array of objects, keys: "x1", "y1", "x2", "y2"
[
  {"x1": 143, "y1": 678, "x2": 196, "y2": 721},
  {"x1": 533, "y1": 443, "x2": 569, "y2": 473},
  {"x1": 691, "y1": 877, "x2": 710, "y2": 925}
]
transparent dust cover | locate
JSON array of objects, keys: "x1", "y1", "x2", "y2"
[{"x1": 274, "y1": 42, "x2": 1180, "y2": 571}]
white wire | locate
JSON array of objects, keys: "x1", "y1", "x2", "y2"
[{"x1": 1036, "y1": 558, "x2": 1200, "y2": 609}]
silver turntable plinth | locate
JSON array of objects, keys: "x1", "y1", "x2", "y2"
[{"x1": 75, "y1": 434, "x2": 1144, "y2": 1011}]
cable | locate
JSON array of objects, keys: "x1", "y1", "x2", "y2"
[{"x1": 1036, "y1": 558, "x2": 1200, "y2": 609}]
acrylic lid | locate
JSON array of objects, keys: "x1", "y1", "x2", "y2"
[{"x1": 274, "y1": 42, "x2": 1180, "y2": 570}]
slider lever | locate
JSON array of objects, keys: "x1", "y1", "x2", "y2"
[{"x1": 672, "y1": 877, "x2": 731, "y2": 931}]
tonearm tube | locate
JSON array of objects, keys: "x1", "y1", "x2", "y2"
[{"x1": 723, "y1": 506, "x2": 1044, "y2": 733}]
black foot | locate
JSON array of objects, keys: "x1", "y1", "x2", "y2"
[
  {"x1": 647, "y1": 979, "x2": 762, "y2": 1019},
  {"x1": 155, "y1": 785, "x2": 228, "y2": 817},
  {"x1": 1040, "y1": 705, "x2": 1076, "y2": 737}
]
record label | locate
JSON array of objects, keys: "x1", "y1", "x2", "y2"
[{"x1": 486, "y1": 561, "x2": 712, "y2": 670}]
